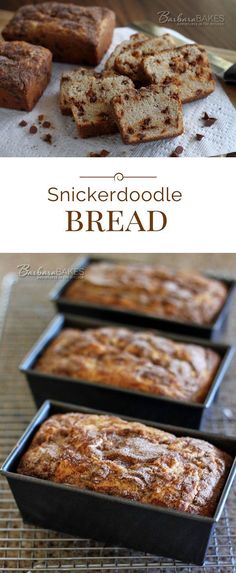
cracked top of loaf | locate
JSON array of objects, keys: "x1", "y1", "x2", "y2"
[
  {"x1": 3, "y1": 2, "x2": 114, "y2": 37},
  {"x1": 0, "y1": 40, "x2": 52, "y2": 91},
  {"x1": 64, "y1": 262, "x2": 228, "y2": 325},
  {"x1": 35, "y1": 326, "x2": 220, "y2": 403},
  {"x1": 17, "y1": 412, "x2": 232, "y2": 517},
  {"x1": 2, "y1": 3, "x2": 116, "y2": 64}
]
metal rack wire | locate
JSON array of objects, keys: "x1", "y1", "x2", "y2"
[{"x1": 0, "y1": 276, "x2": 236, "y2": 572}]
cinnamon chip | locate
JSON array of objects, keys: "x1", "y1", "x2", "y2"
[
  {"x1": 170, "y1": 146, "x2": 183, "y2": 157},
  {"x1": 38, "y1": 114, "x2": 44, "y2": 122},
  {"x1": 42, "y1": 121, "x2": 51, "y2": 128},
  {"x1": 29, "y1": 125, "x2": 38, "y2": 134},
  {"x1": 202, "y1": 112, "x2": 217, "y2": 127},
  {"x1": 196, "y1": 133, "x2": 204, "y2": 141},
  {"x1": 88, "y1": 149, "x2": 110, "y2": 157},
  {"x1": 43, "y1": 133, "x2": 52, "y2": 144},
  {"x1": 204, "y1": 118, "x2": 217, "y2": 127},
  {"x1": 19, "y1": 120, "x2": 27, "y2": 127}
]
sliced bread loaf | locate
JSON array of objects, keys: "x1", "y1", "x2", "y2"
[
  {"x1": 143, "y1": 44, "x2": 215, "y2": 103},
  {"x1": 114, "y1": 34, "x2": 175, "y2": 82},
  {"x1": 105, "y1": 33, "x2": 148, "y2": 72},
  {"x1": 60, "y1": 68, "x2": 100, "y2": 115},
  {"x1": 71, "y1": 74, "x2": 134, "y2": 138},
  {"x1": 111, "y1": 84, "x2": 183, "y2": 144}
]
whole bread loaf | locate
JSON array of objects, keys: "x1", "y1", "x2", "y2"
[
  {"x1": 0, "y1": 40, "x2": 52, "y2": 111},
  {"x1": 17, "y1": 412, "x2": 232, "y2": 517},
  {"x1": 2, "y1": 2, "x2": 116, "y2": 65},
  {"x1": 64, "y1": 262, "x2": 228, "y2": 325},
  {"x1": 35, "y1": 326, "x2": 220, "y2": 403}
]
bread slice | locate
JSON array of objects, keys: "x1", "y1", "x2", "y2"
[
  {"x1": 111, "y1": 84, "x2": 183, "y2": 144},
  {"x1": 60, "y1": 68, "x2": 100, "y2": 115},
  {"x1": 143, "y1": 44, "x2": 215, "y2": 103},
  {"x1": 105, "y1": 32, "x2": 148, "y2": 72},
  {"x1": 114, "y1": 34, "x2": 175, "y2": 82},
  {"x1": 71, "y1": 74, "x2": 134, "y2": 138}
]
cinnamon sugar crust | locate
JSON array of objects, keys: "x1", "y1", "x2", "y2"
[
  {"x1": 3, "y1": 2, "x2": 116, "y2": 65},
  {"x1": 35, "y1": 327, "x2": 221, "y2": 403},
  {"x1": 64, "y1": 262, "x2": 228, "y2": 325},
  {"x1": 17, "y1": 413, "x2": 232, "y2": 517},
  {"x1": 0, "y1": 40, "x2": 52, "y2": 111}
]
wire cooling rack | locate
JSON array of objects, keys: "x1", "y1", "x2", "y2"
[{"x1": 0, "y1": 275, "x2": 236, "y2": 573}]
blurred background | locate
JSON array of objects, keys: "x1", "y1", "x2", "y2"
[
  {"x1": 0, "y1": 253, "x2": 235, "y2": 286},
  {"x1": 0, "y1": 0, "x2": 235, "y2": 49}
]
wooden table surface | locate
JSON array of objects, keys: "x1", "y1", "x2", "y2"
[{"x1": 0, "y1": 0, "x2": 235, "y2": 49}]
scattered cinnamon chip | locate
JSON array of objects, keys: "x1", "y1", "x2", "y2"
[
  {"x1": 29, "y1": 125, "x2": 38, "y2": 134},
  {"x1": 196, "y1": 133, "x2": 204, "y2": 141},
  {"x1": 38, "y1": 114, "x2": 44, "y2": 123},
  {"x1": 170, "y1": 146, "x2": 183, "y2": 157},
  {"x1": 43, "y1": 133, "x2": 52, "y2": 144},
  {"x1": 202, "y1": 112, "x2": 217, "y2": 127},
  {"x1": 204, "y1": 117, "x2": 217, "y2": 127},
  {"x1": 19, "y1": 120, "x2": 27, "y2": 127},
  {"x1": 88, "y1": 149, "x2": 110, "y2": 157},
  {"x1": 42, "y1": 120, "x2": 51, "y2": 128}
]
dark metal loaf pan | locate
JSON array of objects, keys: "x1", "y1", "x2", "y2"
[
  {"x1": 1, "y1": 400, "x2": 236, "y2": 566},
  {"x1": 50, "y1": 256, "x2": 236, "y2": 341},
  {"x1": 19, "y1": 313, "x2": 234, "y2": 430}
]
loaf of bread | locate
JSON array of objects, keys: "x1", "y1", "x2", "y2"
[
  {"x1": 64, "y1": 262, "x2": 228, "y2": 325},
  {"x1": 0, "y1": 40, "x2": 52, "y2": 111},
  {"x1": 35, "y1": 326, "x2": 220, "y2": 403},
  {"x1": 2, "y1": 2, "x2": 116, "y2": 65},
  {"x1": 111, "y1": 84, "x2": 183, "y2": 144},
  {"x1": 17, "y1": 412, "x2": 232, "y2": 517},
  {"x1": 114, "y1": 34, "x2": 175, "y2": 82},
  {"x1": 143, "y1": 44, "x2": 215, "y2": 103},
  {"x1": 70, "y1": 74, "x2": 134, "y2": 138}
]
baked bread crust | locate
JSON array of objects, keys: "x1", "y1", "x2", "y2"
[
  {"x1": 143, "y1": 44, "x2": 215, "y2": 103},
  {"x1": 2, "y1": 2, "x2": 116, "y2": 66},
  {"x1": 17, "y1": 412, "x2": 232, "y2": 517},
  {"x1": 111, "y1": 84, "x2": 183, "y2": 144},
  {"x1": 64, "y1": 262, "x2": 228, "y2": 326},
  {"x1": 0, "y1": 40, "x2": 52, "y2": 111},
  {"x1": 35, "y1": 326, "x2": 220, "y2": 403}
]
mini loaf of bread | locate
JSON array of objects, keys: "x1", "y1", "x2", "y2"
[
  {"x1": 64, "y1": 262, "x2": 228, "y2": 325},
  {"x1": 17, "y1": 412, "x2": 232, "y2": 517},
  {"x1": 70, "y1": 74, "x2": 134, "y2": 138},
  {"x1": 0, "y1": 40, "x2": 52, "y2": 111},
  {"x1": 2, "y1": 2, "x2": 116, "y2": 66},
  {"x1": 111, "y1": 84, "x2": 183, "y2": 144},
  {"x1": 143, "y1": 44, "x2": 215, "y2": 103},
  {"x1": 114, "y1": 33, "x2": 175, "y2": 82},
  {"x1": 35, "y1": 326, "x2": 221, "y2": 403}
]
